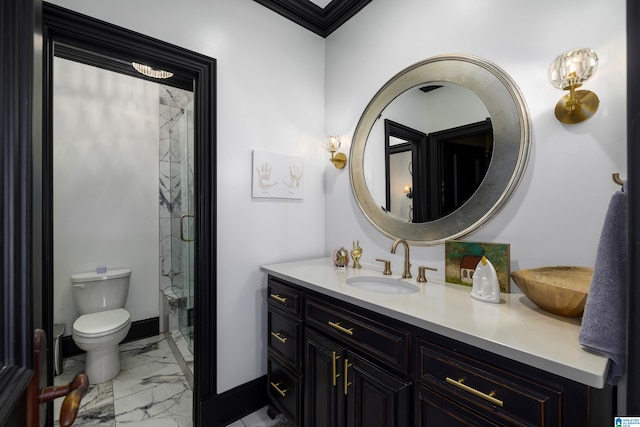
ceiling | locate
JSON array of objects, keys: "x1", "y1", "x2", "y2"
[{"x1": 253, "y1": 0, "x2": 372, "y2": 38}]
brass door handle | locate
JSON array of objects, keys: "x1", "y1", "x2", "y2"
[
  {"x1": 270, "y1": 331, "x2": 288, "y2": 344},
  {"x1": 180, "y1": 214, "x2": 194, "y2": 242},
  {"x1": 270, "y1": 381, "x2": 289, "y2": 397},
  {"x1": 270, "y1": 293, "x2": 287, "y2": 304},
  {"x1": 328, "y1": 321, "x2": 354, "y2": 336},
  {"x1": 343, "y1": 359, "x2": 353, "y2": 395},
  {"x1": 445, "y1": 377, "x2": 503, "y2": 407},
  {"x1": 332, "y1": 351, "x2": 341, "y2": 386}
]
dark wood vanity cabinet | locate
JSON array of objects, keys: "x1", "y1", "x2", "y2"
[
  {"x1": 304, "y1": 328, "x2": 346, "y2": 426},
  {"x1": 305, "y1": 327, "x2": 412, "y2": 427},
  {"x1": 266, "y1": 275, "x2": 595, "y2": 427},
  {"x1": 414, "y1": 337, "x2": 582, "y2": 426},
  {"x1": 267, "y1": 278, "x2": 304, "y2": 425}
]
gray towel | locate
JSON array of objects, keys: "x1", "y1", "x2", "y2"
[{"x1": 579, "y1": 186, "x2": 627, "y2": 385}]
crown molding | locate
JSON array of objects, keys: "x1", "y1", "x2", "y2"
[{"x1": 253, "y1": 0, "x2": 372, "y2": 37}]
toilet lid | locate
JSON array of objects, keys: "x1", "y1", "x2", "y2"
[{"x1": 73, "y1": 308, "x2": 130, "y2": 338}]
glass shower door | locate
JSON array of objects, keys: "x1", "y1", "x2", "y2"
[{"x1": 171, "y1": 100, "x2": 195, "y2": 352}]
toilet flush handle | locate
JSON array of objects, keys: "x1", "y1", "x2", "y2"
[{"x1": 72, "y1": 283, "x2": 85, "y2": 289}]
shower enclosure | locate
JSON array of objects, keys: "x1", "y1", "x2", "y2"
[{"x1": 160, "y1": 85, "x2": 195, "y2": 352}]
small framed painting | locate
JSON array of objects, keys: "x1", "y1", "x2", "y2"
[
  {"x1": 445, "y1": 240, "x2": 511, "y2": 293},
  {"x1": 252, "y1": 149, "x2": 304, "y2": 199}
]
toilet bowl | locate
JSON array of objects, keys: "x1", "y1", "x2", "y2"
[
  {"x1": 72, "y1": 308, "x2": 131, "y2": 384},
  {"x1": 71, "y1": 268, "x2": 132, "y2": 384}
]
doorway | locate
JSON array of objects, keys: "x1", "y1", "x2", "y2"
[{"x1": 42, "y1": 4, "x2": 216, "y2": 425}]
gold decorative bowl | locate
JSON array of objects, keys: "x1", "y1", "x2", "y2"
[{"x1": 510, "y1": 266, "x2": 593, "y2": 317}]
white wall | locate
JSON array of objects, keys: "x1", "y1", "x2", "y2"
[
  {"x1": 53, "y1": 57, "x2": 160, "y2": 336},
  {"x1": 325, "y1": 0, "x2": 627, "y2": 277},
  {"x1": 48, "y1": 0, "x2": 326, "y2": 393},
  {"x1": 48, "y1": 0, "x2": 626, "y2": 397}
]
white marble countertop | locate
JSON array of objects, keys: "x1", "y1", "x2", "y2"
[{"x1": 261, "y1": 257, "x2": 609, "y2": 389}]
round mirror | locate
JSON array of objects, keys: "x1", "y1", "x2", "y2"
[{"x1": 350, "y1": 55, "x2": 531, "y2": 245}]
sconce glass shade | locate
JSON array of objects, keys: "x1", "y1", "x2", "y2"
[
  {"x1": 548, "y1": 48, "x2": 598, "y2": 90},
  {"x1": 323, "y1": 135, "x2": 342, "y2": 152},
  {"x1": 548, "y1": 48, "x2": 599, "y2": 124},
  {"x1": 323, "y1": 135, "x2": 347, "y2": 169}
]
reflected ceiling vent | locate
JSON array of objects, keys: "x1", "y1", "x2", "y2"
[{"x1": 132, "y1": 62, "x2": 174, "y2": 79}]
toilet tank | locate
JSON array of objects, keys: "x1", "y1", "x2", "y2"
[{"x1": 71, "y1": 268, "x2": 131, "y2": 315}]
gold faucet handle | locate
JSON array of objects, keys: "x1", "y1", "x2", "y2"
[
  {"x1": 417, "y1": 266, "x2": 438, "y2": 283},
  {"x1": 375, "y1": 259, "x2": 392, "y2": 275}
]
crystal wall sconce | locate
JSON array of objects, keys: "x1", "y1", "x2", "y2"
[
  {"x1": 548, "y1": 48, "x2": 599, "y2": 124},
  {"x1": 323, "y1": 135, "x2": 347, "y2": 169}
]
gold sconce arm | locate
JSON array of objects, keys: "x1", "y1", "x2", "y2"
[
  {"x1": 330, "y1": 150, "x2": 347, "y2": 169},
  {"x1": 324, "y1": 135, "x2": 347, "y2": 169}
]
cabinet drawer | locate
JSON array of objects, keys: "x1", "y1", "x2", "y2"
[
  {"x1": 417, "y1": 338, "x2": 560, "y2": 426},
  {"x1": 268, "y1": 278, "x2": 303, "y2": 319},
  {"x1": 416, "y1": 383, "x2": 504, "y2": 426},
  {"x1": 306, "y1": 296, "x2": 409, "y2": 374},
  {"x1": 268, "y1": 358, "x2": 302, "y2": 426},
  {"x1": 268, "y1": 309, "x2": 302, "y2": 370}
]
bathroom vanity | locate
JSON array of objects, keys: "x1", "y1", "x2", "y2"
[{"x1": 262, "y1": 258, "x2": 610, "y2": 426}]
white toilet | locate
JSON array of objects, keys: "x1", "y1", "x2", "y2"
[{"x1": 71, "y1": 268, "x2": 132, "y2": 384}]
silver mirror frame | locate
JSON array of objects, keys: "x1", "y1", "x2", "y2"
[{"x1": 350, "y1": 54, "x2": 531, "y2": 245}]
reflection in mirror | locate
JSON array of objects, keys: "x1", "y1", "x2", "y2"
[
  {"x1": 350, "y1": 55, "x2": 531, "y2": 245},
  {"x1": 366, "y1": 83, "x2": 492, "y2": 223}
]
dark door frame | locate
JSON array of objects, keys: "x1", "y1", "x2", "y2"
[
  {"x1": 0, "y1": 0, "x2": 42, "y2": 424},
  {"x1": 41, "y1": 4, "x2": 217, "y2": 425},
  {"x1": 627, "y1": 0, "x2": 640, "y2": 412},
  {"x1": 427, "y1": 118, "x2": 492, "y2": 219},
  {"x1": 384, "y1": 119, "x2": 427, "y2": 221},
  {"x1": 385, "y1": 118, "x2": 492, "y2": 223}
]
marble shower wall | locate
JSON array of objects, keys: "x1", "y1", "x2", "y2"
[{"x1": 159, "y1": 85, "x2": 194, "y2": 332}]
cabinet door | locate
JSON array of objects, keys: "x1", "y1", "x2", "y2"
[
  {"x1": 305, "y1": 328, "x2": 347, "y2": 427},
  {"x1": 345, "y1": 353, "x2": 412, "y2": 427}
]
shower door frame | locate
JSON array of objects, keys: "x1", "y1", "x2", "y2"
[{"x1": 41, "y1": 4, "x2": 217, "y2": 425}]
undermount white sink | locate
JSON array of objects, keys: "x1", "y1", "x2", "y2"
[{"x1": 345, "y1": 276, "x2": 419, "y2": 294}]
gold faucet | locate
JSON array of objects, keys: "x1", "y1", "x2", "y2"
[{"x1": 391, "y1": 239, "x2": 412, "y2": 278}]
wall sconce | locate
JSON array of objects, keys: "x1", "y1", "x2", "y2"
[
  {"x1": 548, "y1": 48, "x2": 599, "y2": 124},
  {"x1": 404, "y1": 185, "x2": 413, "y2": 199},
  {"x1": 323, "y1": 135, "x2": 347, "y2": 169}
]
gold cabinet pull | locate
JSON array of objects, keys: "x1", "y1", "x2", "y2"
[
  {"x1": 270, "y1": 331, "x2": 288, "y2": 344},
  {"x1": 343, "y1": 359, "x2": 353, "y2": 395},
  {"x1": 445, "y1": 377, "x2": 503, "y2": 407},
  {"x1": 332, "y1": 351, "x2": 341, "y2": 386},
  {"x1": 328, "y1": 321, "x2": 354, "y2": 336},
  {"x1": 270, "y1": 293, "x2": 287, "y2": 304},
  {"x1": 270, "y1": 381, "x2": 289, "y2": 397}
]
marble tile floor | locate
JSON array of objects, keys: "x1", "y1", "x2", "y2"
[
  {"x1": 225, "y1": 407, "x2": 291, "y2": 427},
  {"x1": 54, "y1": 334, "x2": 192, "y2": 426},
  {"x1": 55, "y1": 333, "x2": 292, "y2": 427}
]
